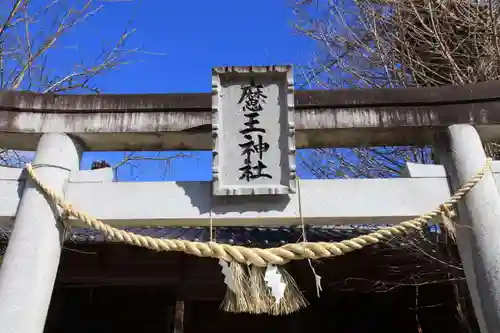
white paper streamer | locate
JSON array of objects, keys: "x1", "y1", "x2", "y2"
[
  {"x1": 264, "y1": 264, "x2": 287, "y2": 303},
  {"x1": 219, "y1": 259, "x2": 236, "y2": 293}
]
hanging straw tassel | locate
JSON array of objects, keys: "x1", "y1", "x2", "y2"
[
  {"x1": 271, "y1": 266, "x2": 308, "y2": 315},
  {"x1": 439, "y1": 204, "x2": 456, "y2": 243},
  {"x1": 248, "y1": 265, "x2": 272, "y2": 314},
  {"x1": 221, "y1": 263, "x2": 308, "y2": 315},
  {"x1": 220, "y1": 261, "x2": 251, "y2": 313},
  {"x1": 247, "y1": 265, "x2": 308, "y2": 315}
]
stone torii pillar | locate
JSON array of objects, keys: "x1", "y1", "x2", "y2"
[
  {"x1": 447, "y1": 124, "x2": 500, "y2": 333},
  {"x1": 0, "y1": 133, "x2": 82, "y2": 333}
]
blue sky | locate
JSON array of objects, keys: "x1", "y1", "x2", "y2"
[
  {"x1": 79, "y1": 0, "x2": 316, "y2": 93},
  {"x1": 50, "y1": 0, "x2": 320, "y2": 181}
]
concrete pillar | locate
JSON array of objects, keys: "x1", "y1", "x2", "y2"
[
  {"x1": 447, "y1": 124, "x2": 500, "y2": 333},
  {"x1": 0, "y1": 133, "x2": 81, "y2": 333}
]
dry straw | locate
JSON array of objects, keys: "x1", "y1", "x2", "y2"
[{"x1": 24, "y1": 158, "x2": 492, "y2": 315}]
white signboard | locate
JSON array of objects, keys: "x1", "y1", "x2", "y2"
[{"x1": 212, "y1": 66, "x2": 296, "y2": 196}]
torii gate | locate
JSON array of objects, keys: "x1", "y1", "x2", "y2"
[{"x1": 0, "y1": 66, "x2": 499, "y2": 333}]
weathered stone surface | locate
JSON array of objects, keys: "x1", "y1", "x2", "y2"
[
  {"x1": 0, "y1": 173, "x2": 451, "y2": 228},
  {"x1": 2, "y1": 80, "x2": 500, "y2": 150},
  {"x1": 4, "y1": 160, "x2": 500, "y2": 229},
  {"x1": 212, "y1": 66, "x2": 295, "y2": 196}
]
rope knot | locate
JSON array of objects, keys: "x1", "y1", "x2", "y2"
[
  {"x1": 439, "y1": 204, "x2": 456, "y2": 242},
  {"x1": 439, "y1": 204, "x2": 453, "y2": 218}
]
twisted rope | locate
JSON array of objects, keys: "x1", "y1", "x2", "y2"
[{"x1": 25, "y1": 158, "x2": 492, "y2": 267}]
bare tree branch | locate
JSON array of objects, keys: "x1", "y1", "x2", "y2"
[
  {"x1": 292, "y1": 1, "x2": 493, "y2": 327},
  {"x1": 0, "y1": 0, "x2": 167, "y2": 169}
]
